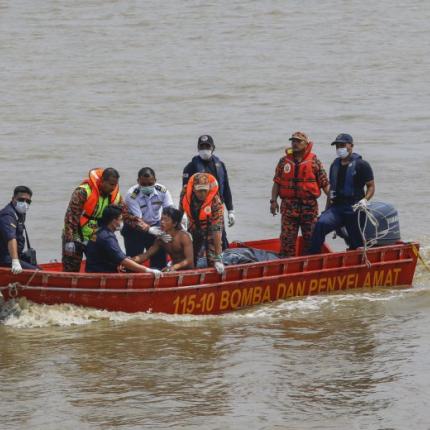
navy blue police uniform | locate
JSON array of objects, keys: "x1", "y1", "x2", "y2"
[
  {"x1": 310, "y1": 152, "x2": 374, "y2": 253},
  {"x1": 85, "y1": 227, "x2": 127, "y2": 273},
  {"x1": 0, "y1": 203, "x2": 38, "y2": 270},
  {"x1": 183, "y1": 155, "x2": 233, "y2": 249}
]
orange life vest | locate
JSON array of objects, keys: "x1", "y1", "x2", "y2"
[
  {"x1": 79, "y1": 168, "x2": 120, "y2": 227},
  {"x1": 278, "y1": 143, "x2": 321, "y2": 199},
  {"x1": 182, "y1": 173, "x2": 219, "y2": 223}
]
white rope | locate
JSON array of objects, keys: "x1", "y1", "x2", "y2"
[{"x1": 352, "y1": 202, "x2": 393, "y2": 268}]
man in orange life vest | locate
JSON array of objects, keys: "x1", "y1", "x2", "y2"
[
  {"x1": 62, "y1": 168, "x2": 128, "y2": 272},
  {"x1": 270, "y1": 131, "x2": 330, "y2": 257},
  {"x1": 180, "y1": 173, "x2": 225, "y2": 274}
]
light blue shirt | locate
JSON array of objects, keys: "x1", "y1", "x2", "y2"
[{"x1": 125, "y1": 183, "x2": 174, "y2": 226}]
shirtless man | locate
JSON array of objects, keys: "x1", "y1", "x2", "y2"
[{"x1": 133, "y1": 207, "x2": 194, "y2": 271}]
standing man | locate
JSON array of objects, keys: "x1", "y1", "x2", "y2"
[
  {"x1": 180, "y1": 173, "x2": 225, "y2": 274},
  {"x1": 0, "y1": 186, "x2": 38, "y2": 273},
  {"x1": 182, "y1": 135, "x2": 234, "y2": 248},
  {"x1": 122, "y1": 167, "x2": 174, "y2": 269},
  {"x1": 310, "y1": 133, "x2": 375, "y2": 254},
  {"x1": 62, "y1": 168, "x2": 123, "y2": 272},
  {"x1": 271, "y1": 131, "x2": 330, "y2": 257}
]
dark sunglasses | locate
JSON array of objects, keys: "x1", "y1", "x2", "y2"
[{"x1": 17, "y1": 197, "x2": 32, "y2": 204}]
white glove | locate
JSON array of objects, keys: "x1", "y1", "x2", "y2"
[
  {"x1": 214, "y1": 261, "x2": 225, "y2": 275},
  {"x1": 358, "y1": 198, "x2": 368, "y2": 208},
  {"x1": 228, "y1": 210, "x2": 235, "y2": 227},
  {"x1": 146, "y1": 268, "x2": 163, "y2": 279},
  {"x1": 354, "y1": 198, "x2": 368, "y2": 211},
  {"x1": 148, "y1": 226, "x2": 163, "y2": 236},
  {"x1": 160, "y1": 233, "x2": 172, "y2": 243},
  {"x1": 181, "y1": 213, "x2": 188, "y2": 230},
  {"x1": 64, "y1": 242, "x2": 76, "y2": 254},
  {"x1": 11, "y1": 259, "x2": 23, "y2": 275}
]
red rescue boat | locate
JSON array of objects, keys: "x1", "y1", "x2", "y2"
[{"x1": 0, "y1": 238, "x2": 419, "y2": 315}]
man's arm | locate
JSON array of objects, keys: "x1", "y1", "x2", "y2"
[
  {"x1": 271, "y1": 158, "x2": 285, "y2": 215},
  {"x1": 314, "y1": 157, "x2": 330, "y2": 196},
  {"x1": 121, "y1": 195, "x2": 150, "y2": 232},
  {"x1": 270, "y1": 182, "x2": 280, "y2": 215},
  {"x1": 133, "y1": 240, "x2": 162, "y2": 264},
  {"x1": 7, "y1": 239, "x2": 19, "y2": 260},
  {"x1": 364, "y1": 180, "x2": 375, "y2": 201},
  {"x1": 359, "y1": 161, "x2": 375, "y2": 202},
  {"x1": 209, "y1": 197, "x2": 224, "y2": 259},
  {"x1": 64, "y1": 188, "x2": 87, "y2": 242},
  {"x1": 182, "y1": 163, "x2": 194, "y2": 187},
  {"x1": 120, "y1": 258, "x2": 155, "y2": 273},
  {"x1": 163, "y1": 190, "x2": 174, "y2": 208},
  {"x1": 221, "y1": 163, "x2": 233, "y2": 212}
]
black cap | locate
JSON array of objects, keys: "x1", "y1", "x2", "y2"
[
  {"x1": 331, "y1": 133, "x2": 353, "y2": 145},
  {"x1": 197, "y1": 135, "x2": 214, "y2": 147}
]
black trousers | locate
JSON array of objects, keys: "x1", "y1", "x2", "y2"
[{"x1": 121, "y1": 225, "x2": 167, "y2": 270}]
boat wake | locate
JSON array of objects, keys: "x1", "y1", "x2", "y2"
[{"x1": 1, "y1": 281, "x2": 429, "y2": 329}]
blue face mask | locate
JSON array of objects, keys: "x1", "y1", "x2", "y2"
[{"x1": 140, "y1": 186, "x2": 155, "y2": 196}]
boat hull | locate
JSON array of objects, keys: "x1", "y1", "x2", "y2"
[{"x1": 0, "y1": 239, "x2": 419, "y2": 315}]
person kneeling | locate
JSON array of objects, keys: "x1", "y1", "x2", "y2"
[
  {"x1": 85, "y1": 205, "x2": 161, "y2": 277},
  {"x1": 133, "y1": 207, "x2": 194, "y2": 272}
]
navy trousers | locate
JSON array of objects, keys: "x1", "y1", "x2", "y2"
[
  {"x1": 309, "y1": 204, "x2": 363, "y2": 254},
  {"x1": 0, "y1": 257, "x2": 39, "y2": 270},
  {"x1": 121, "y1": 225, "x2": 167, "y2": 270}
]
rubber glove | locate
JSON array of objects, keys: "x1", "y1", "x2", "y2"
[
  {"x1": 181, "y1": 213, "x2": 188, "y2": 230},
  {"x1": 228, "y1": 210, "x2": 235, "y2": 227},
  {"x1": 214, "y1": 261, "x2": 225, "y2": 275},
  {"x1": 148, "y1": 226, "x2": 163, "y2": 236},
  {"x1": 11, "y1": 259, "x2": 23, "y2": 275},
  {"x1": 146, "y1": 268, "x2": 163, "y2": 279},
  {"x1": 353, "y1": 198, "x2": 368, "y2": 212},
  {"x1": 160, "y1": 233, "x2": 172, "y2": 243},
  {"x1": 358, "y1": 198, "x2": 368, "y2": 208},
  {"x1": 64, "y1": 242, "x2": 76, "y2": 254}
]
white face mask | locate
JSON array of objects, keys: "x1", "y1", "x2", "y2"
[
  {"x1": 15, "y1": 201, "x2": 29, "y2": 214},
  {"x1": 116, "y1": 221, "x2": 124, "y2": 232},
  {"x1": 336, "y1": 148, "x2": 349, "y2": 159},
  {"x1": 198, "y1": 149, "x2": 212, "y2": 161}
]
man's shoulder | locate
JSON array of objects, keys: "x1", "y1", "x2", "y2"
[
  {"x1": 154, "y1": 183, "x2": 168, "y2": 194},
  {"x1": 183, "y1": 158, "x2": 198, "y2": 171},
  {"x1": 126, "y1": 185, "x2": 140, "y2": 200},
  {"x1": 354, "y1": 157, "x2": 373, "y2": 173},
  {"x1": 97, "y1": 227, "x2": 114, "y2": 241},
  {"x1": 0, "y1": 204, "x2": 14, "y2": 217},
  {"x1": 177, "y1": 229, "x2": 192, "y2": 241}
]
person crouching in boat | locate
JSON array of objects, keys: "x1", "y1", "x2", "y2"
[
  {"x1": 0, "y1": 186, "x2": 39, "y2": 274},
  {"x1": 85, "y1": 205, "x2": 162, "y2": 276},
  {"x1": 132, "y1": 207, "x2": 194, "y2": 272},
  {"x1": 62, "y1": 168, "x2": 126, "y2": 272},
  {"x1": 180, "y1": 173, "x2": 225, "y2": 274},
  {"x1": 271, "y1": 131, "x2": 330, "y2": 257},
  {"x1": 309, "y1": 134, "x2": 375, "y2": 254}
]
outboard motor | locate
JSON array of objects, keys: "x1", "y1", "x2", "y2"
[
  {"x1": 336, "y1": 201, "x2": 401, "y2": 247},
  {"x1": 360, "y1": 201, "x2": 401, "y2": 246}
]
